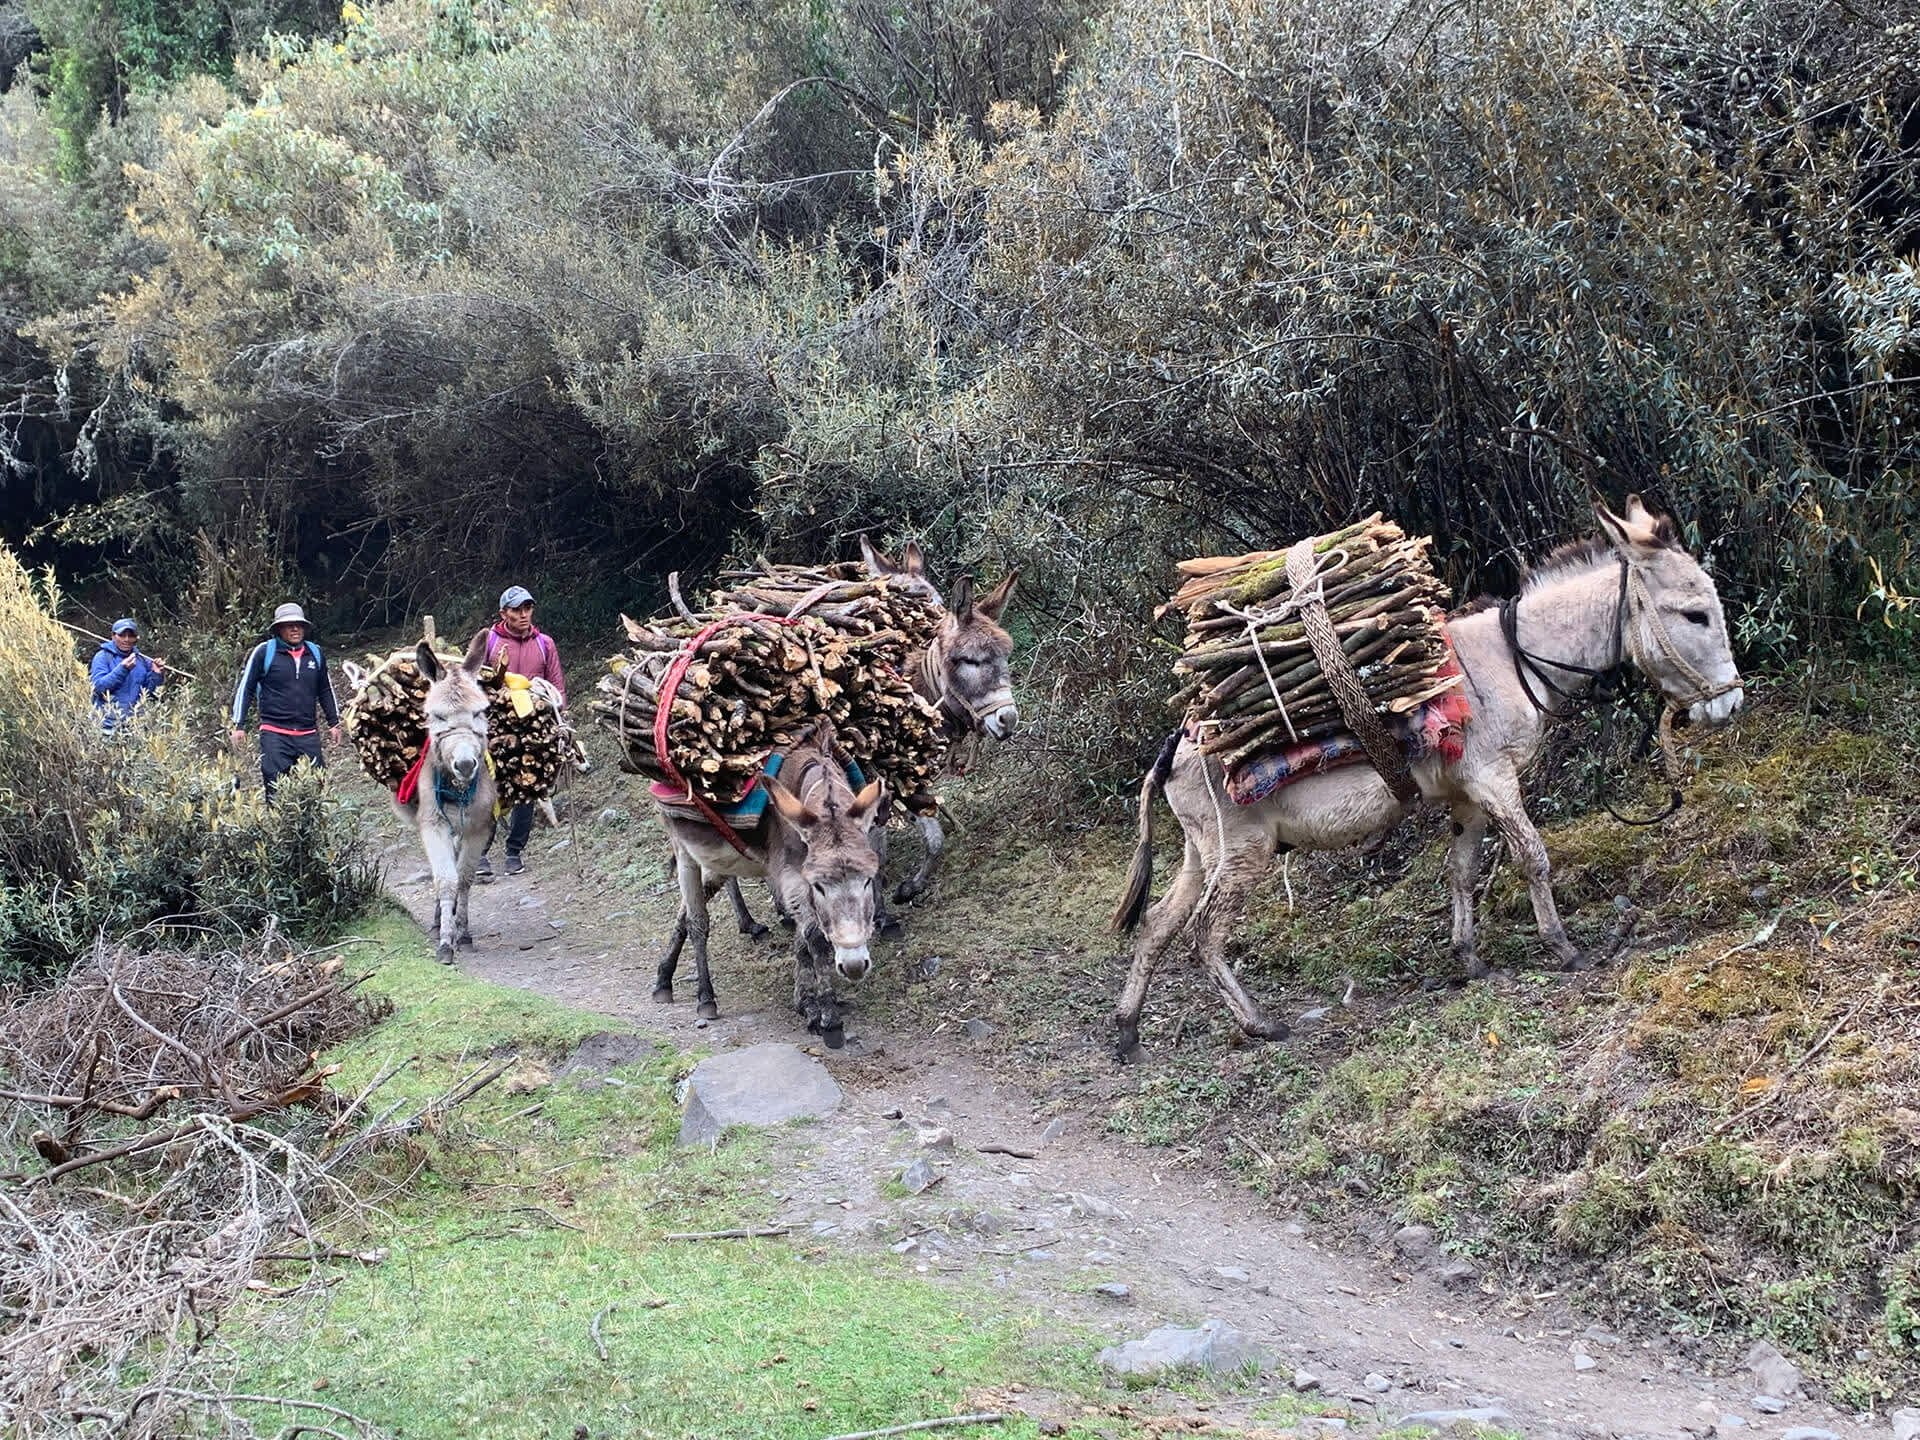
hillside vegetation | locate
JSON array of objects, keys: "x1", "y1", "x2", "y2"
[{"x1": 2, "y1": 0, "x2": 1917, "y2": 794}]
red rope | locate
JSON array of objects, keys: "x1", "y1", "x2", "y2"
[{"x1": 653, "y1": 613, "x2": 802, "y2": 858}]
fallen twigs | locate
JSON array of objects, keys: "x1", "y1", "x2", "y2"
[
  {"x1": 816, "y1": 1414, "x2": 1006, "y2": 1440},
  {"x1": 663, "y1": 1225, "x2": 791, "y2": 1240}
]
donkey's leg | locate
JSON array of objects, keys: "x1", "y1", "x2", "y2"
[
  {"x1": 867, "y1": 827, "x2": 903, "y2": 936},
  {"x1": 803, "y1": 928, "x2": 845, "y2": 1048},
  {"x1": 893, "y1": 813, "x2": 946, "y2": 906},
  {"x1": 725, "y1": 878, "x2": 769, "y2": 939},
  {"x1": 1193, "y1": 845, "x2": 1289, "y2": 1041},
  {"x1": 1445, "y1": 801, "x2": 1491, "y2": 979},
  {"x1": 421, "y1": 823, "x2": 459, "y2": 964},
  {"x1": 1113, "y1": 839, "x2": 1206, "y2": 1063},
  {"x1": 1472, "y1": 774, "x2": 1582, "y2": 970},
  {"x1": 654, "y1": 914, "x2": 688, "y2": 1003},
  {"x1": 676, "y1": 854, "x2": 722, "y2": 1018}
]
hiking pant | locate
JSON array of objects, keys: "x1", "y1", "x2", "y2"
[
  {"x1": 260, "y1": 730, "x2": 324, "y2": 800},
  {"x1": 485, "y1": 804, "x2": 534, "y2": 858}
]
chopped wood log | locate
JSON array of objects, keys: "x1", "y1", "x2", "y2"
[
  {"x1": 590, "y1": 565, "x2": 948, "y2": 810},
  {"x1": 1168, "y1": 516, "x2": 1459, "y2": 763}
]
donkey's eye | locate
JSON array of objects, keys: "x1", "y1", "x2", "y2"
[{"x1": 1681, "y1": 609, "x2": 1711, "y2": 627}]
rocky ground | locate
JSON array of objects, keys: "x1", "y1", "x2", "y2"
[{"x1": 378, "y1": 804, "x2": 1904, "y2": 1440}]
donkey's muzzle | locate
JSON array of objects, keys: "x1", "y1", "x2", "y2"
[
  {"x1": 983, "y1": 704, "x2": 1019, "y2": 742},
  {"x1": 833, "y1": 945, "x2": 871, "y2": 980},
  {"x1": 1687, "y1": 685, "x2": 1744, "y2": 729}
]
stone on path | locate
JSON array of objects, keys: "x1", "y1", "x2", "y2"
[
  {"x1": 676, "y1": 1043, "x2": 841, "y2": 1146},
  {"x1": 1291, "y1": 1370, "x2": 1322, "y2": 1392},
  {"x1": 963, "y1": 1017, "x2": 996, "y2": 1040},
  {"x1": 1363, "y1": 1373, "x2": 1391, "y2": 1393},
  {"x1": 1745, "y1": 1339, "x2": 1803, "y2": 1398},
  {"x1": 1213, "y1": 1264, "x2": 1251, "y2": 1284},
  {"x1": 898, "y1": 1157, "x2": 941, "y2": 1194},
  {"x1": 1392, "y1": 1224, "x2": 1435, "y2": 1258},
  {"x1": 1097, "y1": 1318, "x2": 1270, "y2": 1378},
  {"x1": 1780, "y1": 1430, "x2": 1839, "y2": 1440},
  {"x1": 1752, "y1": 1396, "x2": 1787, "y2": 1415},
  {"x1": 1092, "y1": 1282, "x2": 1132, "y2": 1302},
  {"x1": 1437, "y1": 1259, "x2": 1479, "y2": 1290},
  {"x1": 1391, "y1": 1409, "x2": 1514, "y2": 1430},
  {"x1": 1893, "y1": 1407, "x2": 1920, "y2": 1440}
]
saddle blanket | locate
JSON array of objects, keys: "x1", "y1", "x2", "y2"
[
  {"x1": 650, "y1": 751, "x2": 868, "y2": 829},
  {"x1": 1224, "y1": 658, "x2": 1470, "y2": 806}
]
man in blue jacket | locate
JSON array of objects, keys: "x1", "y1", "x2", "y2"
[
  {"x1": 230, "y1": 603, "x2": 342, "y2": 798},
  {"x1": 90, "y1": 618, "x2": 166, "y2": 732}
]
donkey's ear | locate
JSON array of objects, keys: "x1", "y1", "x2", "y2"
[
  {"x1": 1597, "y1": 493, "x2": 1668, "y2": 552},
  {"x1": 847, "y1": 778, "x2": 886, "y2": 829},
  {"x1": 902, "y1": 540, "x2": 926, "y2": 576},
  {"x1": 415, "y1": 642, "x2": 442, "y2": 682},
  {"x1": 949, "y1": 574, "x2": 976, "y2": 615},
  {"x1": 766, "y1": 776, "x2": 820, "y2": 830},
  {"x1": 977, "y1": 570, "x2": 1018, "y2": 623},
  {"x1": 1624, "y1": 493, "x2": 1679, "y2": 547},
  {"x1": 859, "y1": 536, "x2": 895, "y2": 574},
  {"x1": 461, "y1": 630, "x2": 491, "y2": 674}
]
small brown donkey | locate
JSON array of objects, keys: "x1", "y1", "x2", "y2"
[
  {"x1": 1111, "y1": 497, "x2": 1744, "y2": 1062},
  {"x1": 859, "y1": 538, "x2": 1018, "y2": 903},
  {"x1": 396, "y1": 642, "x2": 498, "y2": 964},
  {"x1": 654, "y1": 721, "x2": 886, "y2": 1048}
]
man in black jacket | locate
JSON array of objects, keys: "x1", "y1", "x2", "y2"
[{"x1": 230, "y1": 603, "x2": 342, "y2": 798}]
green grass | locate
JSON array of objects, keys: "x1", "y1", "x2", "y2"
[{"x1": 224, "y1": 911, "x2": 1121, "y2": 1440}]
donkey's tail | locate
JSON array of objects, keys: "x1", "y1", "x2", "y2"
[{"x1": 1111, "y1": 731, "x2": 1183, "y2": 933}]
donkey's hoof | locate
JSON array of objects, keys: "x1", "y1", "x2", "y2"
[
  {"x1": 457, "y1": 933, "x2": 474, "y2": 950},
  {"x1": 1561, "y1": 950, "x2": 1593, "y2": 973},
  {"x1": 875, "y1": 911, "x2": 905, "y2": 939},
  {"x1": 1242, "y1": 1020, "x2": 1291, "y2": 1044},
  {"x1": 651, "y1": 986, "x2": 674, "y2": 1005},
  {"x1": 739, "y1": 921, "x2": 770, "y2": 940},
  {"x1": 819, "y1": 1023, "x2": 846, "y2": 1050},
  {"x1": 696, "y1": 1000, "x2": 720, "y2": 1020},
  {"x1": 1114, "y1": 1023, "x2": 1145, "y2": 1066},
  {"x1": 891, "y1": 882, "x2": 923, "y2": 906},
  {"x1": 778, "y1": 914, "x2": 797, "y2": 931},
  {"x1": 436, "y1": 944, "x2": 456, "y2": 966}
]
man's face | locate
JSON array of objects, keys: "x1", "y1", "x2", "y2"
[
  {"x1": 114, "y1": 630, "x2": 138, "y2": 653},
  {"x1": 502, "y1": 602, "x2": 534, "y2": 635},
  {"x1": 277, "y1": 622, "x2": 307, "y2": 646}
]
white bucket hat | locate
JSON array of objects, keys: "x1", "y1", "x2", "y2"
[{"x1": 271, "y1": 603, "x2": 309, "y2": 629}]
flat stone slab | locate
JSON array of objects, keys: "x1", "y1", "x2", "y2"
[
  {"x1": 1098, "y1": 1318, "x2": 1269, "y2": 1378},
  {"x1": 677, "y1": 1043, "x2": 842, "y2": 1146}
]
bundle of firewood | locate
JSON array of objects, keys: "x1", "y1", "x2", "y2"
[
  {"x1": 591, "y1": 564, "x2": 948, "y2": 810},
  {"x1": 341, "y1": 647, "x2": 568, "y2": 806},
  {"x1": 1165, "y1": 516, "x2": 1460, "y2": 770}
]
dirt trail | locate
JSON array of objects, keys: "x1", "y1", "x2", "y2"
[{"x1": 384, "y1": 827, "x2": 1877, "y2": 1440}]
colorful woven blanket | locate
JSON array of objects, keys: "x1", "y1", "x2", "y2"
[
  {"x1": 650, "y1": 751, "x2": 868, "y2": 828},
  {"x1": 1225, "y1": 656, "x2": 1470, "y2": 806}
]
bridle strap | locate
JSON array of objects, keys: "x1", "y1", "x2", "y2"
[{"x1": 1500, "y1": 555, "x2": 1630, "y2": 717}]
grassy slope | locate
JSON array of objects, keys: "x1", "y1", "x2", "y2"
[
  {"x1": 221, "y1": 911, "x2": 1116, "y2": 1440},
  {"x1": 811, "y1": 669, "x2": 1919, "y2": 1404}
]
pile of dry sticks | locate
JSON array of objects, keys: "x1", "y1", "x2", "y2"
[
  {"x1": 1165, "y1": 516, "x2": 1461, "y2": 770},
  {"x1": 591, "y1": 563, "x2": 947, "y2": 810},
  {"x1": 341, "y1": 639, "x2": 569, "y2": 806}
]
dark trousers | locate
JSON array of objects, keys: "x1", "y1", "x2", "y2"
[
  {"x1": 486, "y1": 803, "x2": 534, "y2": 858},
  {"x1": 260, "y1": 730, "x2": 324, "y2": 799}
]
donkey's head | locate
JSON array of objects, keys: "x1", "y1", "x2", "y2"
[
  {"x1": 766, "y1": 725, "x2": 887, "y2": 980},
  {"x1": 1596, "y1": 495, "x2": 1744, "y2": 728},
  {"x1": 859, "y1": 537, "x2": 943, "y2": 605},
  {"x1": 417, "y1": 641, "x2": 491, "y2": 787},
  {"x1": 935, "y1": 573, "x2": 1020, "y2": 742}
]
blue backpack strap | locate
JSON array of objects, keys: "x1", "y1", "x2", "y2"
[{"x1": 843, "y1": 757, "x2": 867, "y2": 789}]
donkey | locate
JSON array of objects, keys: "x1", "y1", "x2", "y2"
[
  {"x1": 1110, "y1": 497, "x2": 1744, "y2": 1062},
  {"x1": 396, "y1": 642, "x2": 498, "y2": 965},
  {"x1": 859, "y1": 538, "x2": 1019, "y2": 904},
  {"x1": 654, "y1": 722, "x2": 887, "y2": 1048}
]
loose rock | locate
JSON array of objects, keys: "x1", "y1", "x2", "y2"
[
  {"x1": 1780, "y1": 1430, "x2": 1839, "y2": 1440},
  {"x1": 1097, "y1": 1319, "x2": 1270, "y2": 1378},
  {"x1": 1213, "y1": 1265, "x2": 1252, "y2": 1285},
  {"x1": 1391, "y1": 1409, "x2": 1514, "y2": 1430},
  {"x1": 1752, "y1": 1396, "x2": 1787, "y2": 1415},
  {"x1": 1393, "y1": 1224, "x2": 1436, "y2": 1258},
  {"x1": 1291, "y1": 1370, "x2": 1322, "y2": 1392},
  {"x1": 898, "y1": 1158, "x2": 941, "y2": 1195},
  {"x1": 1436, "y1": 1259, "x2": 1478, "y2": 1290},
  {"x1": 676, "y1": 1043, "x2": 841, "y2": 1146},
  {"x1": 1092, "y1": 1283, "x2": 1133, "y2": 1302},
  {"x1": 963, "y1": 1018, "x2": 996, "y2": 1040},
  {"x1": 1068, "y1": 1192, "x2": 1128, "y2": 1220},
  {"x1": 1364, "y1": 1372, "x2": 1391, "y2": 1393},
  {"x1": 1745, "y1": 1340, "x2": 1803, "y2": 1399},
  {"x1": 1893, "y1": 1408, "x2": 1920, "y2": 1440}
]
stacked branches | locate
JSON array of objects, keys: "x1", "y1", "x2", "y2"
[
  {"x1": 1167, "y1": 517, "x2": 1460, "y2": 771},
  {"x1": 0, "y1": 933, "x2": 514, "y2": 1438},
  {"x1": 592, "y1": 564, "x2": 947, "y2": 810},
  {"x1": 341, "y1": 648, "x2": 568, "y2": 806}
]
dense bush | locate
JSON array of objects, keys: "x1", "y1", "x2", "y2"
[
  {"x1": 1, "y1": 0, "x2": 1917, "y2": 801},
  {"x1": 0, "y1": 542, "x2": 379, "y2": 978}
]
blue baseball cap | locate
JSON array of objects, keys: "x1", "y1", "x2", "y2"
[
  {"x1": 500, "y1": 586, "x2": 534, "y2": 609},
  {"x1": 111, "y1": 618, "x2": 138, "y2": 635}
]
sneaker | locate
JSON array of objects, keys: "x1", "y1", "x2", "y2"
[
  {"x1": 504, "y1": 855, "x2": 526, "y2": 877},
  {"x1": 475, "y1": 855, "x2": 494, "y2": 883}
]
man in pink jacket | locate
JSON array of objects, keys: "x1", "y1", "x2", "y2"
[{"x1": 472, "y1": 585, "x2": 566, "y2": 878}]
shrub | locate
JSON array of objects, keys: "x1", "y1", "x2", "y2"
[{"x1": 0, "y1": 542, "x2": 379, "y2": 979}]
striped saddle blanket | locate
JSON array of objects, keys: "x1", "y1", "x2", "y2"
[{"x1": 649, "y1": 751, "x2": 868, "y2": 829}]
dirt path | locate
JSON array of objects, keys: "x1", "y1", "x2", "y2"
[{"x1": 384, "y1": 825, "x2": 1877, "y2": 1440}]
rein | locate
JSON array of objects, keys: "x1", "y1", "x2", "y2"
[{"x1": 1499, "y1": 554, "x2": 1740, "y2": 826}]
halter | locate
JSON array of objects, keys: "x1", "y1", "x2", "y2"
[{"x1": 1499, "y1": 553, "x2": 1743, "y2": 824}]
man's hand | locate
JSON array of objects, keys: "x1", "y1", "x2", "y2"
[
  {"x1": 121, "y1": 653, "x2": 137, "y2": 670},
  {"x1": 149, "y1": 657, "x2": 164, "y2": 675},
  {"x1": 328, "y1": 724, "x2": 343, "y2": 746},
  {"x1": 230, "y1": 728, "x2": 246, "y2": 751}
]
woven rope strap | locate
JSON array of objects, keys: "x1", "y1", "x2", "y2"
[{"x1": 1285, "y1": 537, "x2": 1421, "y2": 806}]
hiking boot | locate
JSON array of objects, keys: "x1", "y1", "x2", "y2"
[
  {"x1": 475, "y1": 855, "x2": 494, "y2": 883},
  {"x1": 504, "y1": 854, "x2": 526, "y2": 877}
]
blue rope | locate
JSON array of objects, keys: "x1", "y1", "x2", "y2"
[{"x1": 434, "y1": 769, "x2": 479, "y2": 810}]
